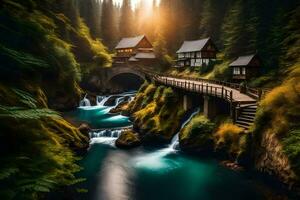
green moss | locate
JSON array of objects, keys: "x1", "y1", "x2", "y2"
[
  {"x1": 179, "y1": 115, "x2": 215, "y2": 151},
  {"x1": 283, "y1": 129, "x2": 300, "y2": 175},
  {"x1": 116, "y1": 130, "x2": 141, "y2": 149},
  {"x1": 128, "y1": 83, "x2": 184, "y2": 141}
]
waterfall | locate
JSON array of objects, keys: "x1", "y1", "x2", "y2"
[
  {"x1": 97, "y1": 95, "x2": 113, "y2": 106},
  {"x1": 89, "y1": 127, "x2": 132, "y2": 147},
  {"x1": 79, "y1": 94, "x2": 91, "y2": 107},
  {"x1": 114, "y1": 96, "x2": 125, "y2": 107},
  {"x1": 97, "y1": 93, "x2": 135, "y2": 107},
  {"x1": 169, "y1": 108, "x2": 200, "y2": 150},
  {"x1": 89, "y1": 129, "x2": 123, "y2": 138}
]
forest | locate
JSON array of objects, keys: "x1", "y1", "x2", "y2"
[{"x1": 0, "y1": 0, "x2": 300, "y2": 199}]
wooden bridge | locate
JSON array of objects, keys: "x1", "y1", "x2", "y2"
[{"x1": 143, "y1": 70, "x2": 269, "y2": 130}]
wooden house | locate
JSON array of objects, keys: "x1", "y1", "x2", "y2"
[
  {"x1": 113, "y1": 35, "x2": 156, "y2": 65},
  {"x1": 175, "y1": 38, "x2": 217, "y2": 68},
  {"x1": 229, "y1": 54, "x2": 260, "y2": 81}
]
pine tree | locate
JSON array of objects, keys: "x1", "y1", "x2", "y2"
[
  {"x1": 119, "y1": 0, "x2": 134, "y2": 37},
  {"x1": 101, "y1": 0, "x2": 118, "y2": 49}
]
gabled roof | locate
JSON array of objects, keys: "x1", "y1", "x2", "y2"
[
  {"x1": 229, "y1": 54, "x2": 257, "y2": 67},
  {"x1": 115, "y1": 35, "x2": 146, "y2": 49},
  {"x1": 176, "y1": 38, "x2": 211, "y2": 53}
]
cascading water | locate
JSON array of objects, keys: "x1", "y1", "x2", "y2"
[
  {"x1": 169, "y1": 108, "x2": 200, "y2": 150},
  {"x1": 80, "y1": 92, "x2": 135, "y2": 146},
  {"x1": 96, "y1": 92, "x2": 135, "y2": 107},
  {"x1": 97, "y1": 95, "x2": 113, "y2": 106},
  {"x1": 79, "y1": 94, "x2": 91, "y2": 107}
]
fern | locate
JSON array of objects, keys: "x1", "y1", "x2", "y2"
[
  {"x1": 12, "y1": 89, "x2": 38, "y2": 109},
  {"x1": 0, "y1": 106, "x2": 61, "y2": 120},
  {"x1": 0, "y1": 167, "x2": 19, "y2": 180},
  {"x1": 0, "y1": 44, "x2": 49, "y2": 70}
]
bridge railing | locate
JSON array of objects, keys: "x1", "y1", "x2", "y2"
[
  {"x1": 142, "y1": 70, "x2": 269, "y2": 101},
  {"x1": 152, "y1": 75, "x2": 234, "y2": 104}
]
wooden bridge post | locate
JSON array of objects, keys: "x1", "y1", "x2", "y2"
[
  {"x1": 203, "y1": 95, "x2": 217, "y2": 119},
  {"x1": 221, "y1": 87, "x2": 224, "y2": 98},
  {"x1": 229, "y1": 91, "x2": 236, "y2": 122}
]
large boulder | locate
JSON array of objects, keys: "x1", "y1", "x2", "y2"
[
  {"x1": 78, "y1": 123, "x2": 91, "y2": 136},
  {"x1": 116, "y1": 130, "x2": 141, "y2": 149}
]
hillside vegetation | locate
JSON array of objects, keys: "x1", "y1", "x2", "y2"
[
  {"x1": 0, "y1": 0, "x2": 111, "y2": 199},
  {"x1": 128, "y1": 82, "x2": 185, "y2": 143}
]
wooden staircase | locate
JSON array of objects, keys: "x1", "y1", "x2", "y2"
[{"x1": 235, "y1": 104, "x2": 257, "y2": 130}]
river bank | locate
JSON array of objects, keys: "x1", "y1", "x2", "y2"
[{"x1": 59, "y1": 91, "x2": 297, "y2": 200}]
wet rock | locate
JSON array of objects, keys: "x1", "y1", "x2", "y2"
[
  {"x1": 116, "y1": 130, "x2": 141, "y2": 149},
  {"x1": 109, "y1": 101, "x2": 128, "y2": 114},
  {"x1": 78, "y1": 123, "x2": 91, "y2": 136},
  {"x1": 221, "y1": 160, "x2": 244, "y2": 171}
]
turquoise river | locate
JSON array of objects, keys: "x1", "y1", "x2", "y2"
[{"x1": 64, "y1": 93, "x2": 291, "y2": 200}]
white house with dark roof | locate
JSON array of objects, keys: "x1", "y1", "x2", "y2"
[
  {"x1": 113, "y1": 35, "x2": 156, "y2": 65},
  {"x1": 176, "y1": 38, "x2": 217, "y2": 68},
  {"x1": 229, "y1": 54, "x2": 260, "y2": 81}
]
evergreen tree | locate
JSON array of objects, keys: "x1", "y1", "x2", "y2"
[
  {"x1": 119, "y1": 0, "x2": 134, "y2": 37},
  {"x1": 101, "y1": 0, "x2": 118, "y2": 49},
  {"x1": 221, "y1": 0, "x2": 244, "y2": 58}
]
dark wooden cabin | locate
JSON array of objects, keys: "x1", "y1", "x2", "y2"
[
  {"x1": 113, "y1": 35, "x2": 156, "y2": 65},
  {"x1": 175, "y1": 38, "x2": 217, "y2": 68},
  {"x1": 229, "y1": 54, "x2": 261, "y2": 81}
]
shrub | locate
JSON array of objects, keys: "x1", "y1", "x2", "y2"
[
  {"x1": 252, "y1": 62, "x2": 300, "y2": 176},
  {"x1": 179, "y1": 115, "x2": 215, "y2": 151},
  {"x1": 214, "y1": 123, "x2": 246, "y2": 158}
]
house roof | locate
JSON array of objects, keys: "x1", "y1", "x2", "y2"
[
  {"x1": 176, "y1": 38, "x2": 210, "y2": 53},
  {"x1": 229, "y1": 54, "x2": 257, "y2": 67},
  {"x1": 134, "y1": 52, "x2": 156, "y2": 59},
  {"x1": 115, "y1": 35, "x2": 145, "y2": 49}
]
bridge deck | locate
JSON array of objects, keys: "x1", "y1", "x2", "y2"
[{"x1": 155, "y1": 76, "x2": 257, "y2": 104}]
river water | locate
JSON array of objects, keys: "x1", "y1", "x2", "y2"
[{"x1": 66, "y1": 93, "x2": 290, "y2": 200}]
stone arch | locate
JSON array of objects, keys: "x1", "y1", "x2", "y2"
[{"x1": 106, "y1": 67, "x2": 145, "y2": 83}]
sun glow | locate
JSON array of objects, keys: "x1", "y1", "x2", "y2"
[{"x1": 113, "y1": 0, "x2": 159, "y2": 10}]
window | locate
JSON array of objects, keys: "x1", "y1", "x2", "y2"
[
  {"x1": 242, "y1": 67, "x2": 246, "y2": 75},
  {"x1": 196, "y1": 52, "x2": 201, "y2": 58},
  {"x1": 178, "y1": 53, "x2": 184, "y2": 58},
  {"x1": 233, "y1": 67, "x2": 240, "y2": 75},
  {"x1": 191, "y1": 59, "x2": 196, "y2": 66}
]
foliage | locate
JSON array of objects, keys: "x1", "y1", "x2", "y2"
[
  {"x1": 179, "y1": 114, "x2": 215, "y2": 151},
  {"x1": 252, "y1": 61, "x2": 300, "y2": 176},
  {"x1": 214, "y1": 123, "x2": 246, "y2": 158},
  {"x1": 0, "y1": 86, "x2": 88, "y2": 199},
  {"x1": 129, "y1": 83, "x2": 184, "y2": 140},
  {"x1": 0, "y1": 1, "x2": 97, "y2": 198}
]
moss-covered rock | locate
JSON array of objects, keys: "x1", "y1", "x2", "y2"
[
  {"x1": 128, "y1": 82, "x2": 185, "y2": 144},
  {"x1": 179, "y1": 115, "x2": 215, "y2": 153},
  {"x1": 115, "y1": 130, "x2": 141, "y2": 149}
]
